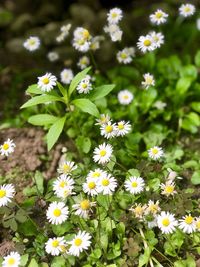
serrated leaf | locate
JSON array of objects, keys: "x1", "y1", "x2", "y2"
[
  {"x1": 21, "y1": 95, "x2": 63, "y2": 109},
  {"x1": 28, "y1": 114, "x2": 58, "y2": 126},
  {"x1": 72, "y1": 98, "x2": 99, "y2": 117},
  {"x1": 89, "y1": 84, "x2": 115, "y2": 101},
  {"x1": 68, "y1": 67, "x2": 91, "y2": 97},
  {"x1": 46, "y1": 116, "x2": 66, "y2": 151}
]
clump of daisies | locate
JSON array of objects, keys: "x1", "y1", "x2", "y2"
[
  {"x1": 77, "y1": 75, "x2": 92, "y2": 94},
  {"x1": 118, "y1": 89, "x2": 134, "y2": 105},
  {"x1": 23, "y1": 36, "x2": 40, "y2": 51},
  {"x1": 56, "y1": 23, "x2": 71, "y2": 43},
  {"x1": 0, "y1": 138, "x2": 16, "y2": 157},
  {"x1": 37, "y1": 73, "x2": 57, "y2": 92},
  {"x1": 117, "y1": 47, "x2": 135, "y2": 64},
  {"x1": 179, "y1": 3, "x2": 195, "y2": 17},
  {"x1": 141, "y1": 73, "x2": 155, "y2": 89},
  {"x1": 45, "y1": 236, "x2": 67, "y2": 256},
  {"x1": 72, "y1": 27, "x2": 92, "y2": 52},
  {"x1": 60, "y1": 68, "x2": 74, "y2": 84}
]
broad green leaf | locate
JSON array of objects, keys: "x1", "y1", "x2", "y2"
[
  {"x1": 180, "y1": 65, "x2": 197, "y2": 81},
  {"x1": 176, "y1": 77, "x2": 192, "y2": 95},
  {"x1": 72, "y1": 98, "x2": 99, "y2": 117},
  {"x1": 46, "y1": 116, "x2": 66, "y2": 151},
  {"x1": 28, "y1": 114, "x2": 58, "y2": 126},
  {"x1": 138, "y1": 247, "x2": 151, "y2": 267},
  {"x1": 51, "y1": 257, "x2": 66, "y2": 267},
  {"x1": 21, "y1": 95, "x2": 63, "y2": 109},
  {"x1": 20, "y1": 254, "x2": 29, "y2": 266},
  {"x1": 18, "y1": 220, "x2": 38, "y2": 236},
  {"x1": 26, "y1": 84, "x2": 43, "y2": 95},
  {"x1": 75, "y1": 136, "x2": 91, "y2": 153},
  {"x1": 191, "y1": 102, "x2": 200, "y2": 113},
  {"x1": 68, "y1": 67, "x2": 91, "y2": 97},
  {"x1": 191, "y1": 170, "x2": 200, "y2": 185},
  {"x1": 28, "y1": 259, "x2": 39, "y2": 267},
  {"x1": 57, "y1": 82, "x2": 67, "y2": 98},
  {"x1": 89, "y1": 84, "x2": 115, "y2": 101}
]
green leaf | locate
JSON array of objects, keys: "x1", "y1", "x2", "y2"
[
  {"x1": 89, "y1": 84, "x2": 115, "y2": 101},
  {"x1": 52, "y1": 221, "x2": 73, "y2": 236},
  {"x1": 28, "y1": 114, "x2": 58, "y2": 126},
  {"x1": 180, "y1": 65, "x2": 197, "y2": 81},
  {"x1": 57, "y1": 82, "x2": 67, "y2": 98},
  {"x1": 51, "y1": 257, "x2": 66, "y2": 267},
  {"x1": 195, "y1": 50, "x2": 200, "y2": 68},
  {"x1": 191, "y1": 170, "x2": 200, "y2": 185},
  {"x1": 28, "y1": 258, "x2": 39, "y2": 267},
  {"x1": 75, "y1": 136, "x2": 91, "y2": 153},
  {"x1": 46, "y1": 116, "x2": 66, "y2": 151},
  {"x1": 18, "y1": 219, "x2": 38, "y2": 236},
  {"x1": 20, "y1": 254, "x2": 29, "y2": 266},
  {"x1": 26, "y1": 84, "x2": 43, "y2": 95},
  {"x1": 72, "y1": 98, "x2": 99, "y2": 117},
  {"x1": 138, "y1": 247, "x2": 151, "y2": 267},
  {"x1": 176, "y1": 77, "x2": 192, "y2": 95},
  {"x1": 21, "y1": 95, "x2": 62, "y2": 109},
  {"x1": 34, "y1": 171, "x2": 44, "y2": 194},
  {"x1": 68, "y1": 67, "x2": 91, "y2": 97},
  {"x1": 191, "y1": 102, "x2": 200, "y2": 113}
]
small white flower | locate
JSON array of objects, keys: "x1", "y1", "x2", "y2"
[
  {"x1": 148, "y1": 146, "x2": 164, "y2": 160},
  {"x1": 90, "y1": 36, "x2": 104, "y2": 51},
  {"x1": 142, "y1": 73, "x2": 155, "y2": 89},
  {"x1": 0, "y1": 139, "x2": 16, "y2": 157},
  {"x1": 150, "y1": 9, "x2": 168, "y2": 25},
  {"x1": 86, "y1": 168, "x2": 106, "y2": 180},
  {"x1": 118, "y1": 89, "x2": 134, "y2": 105},
  {"x1": 145, "y1": 200, "x2": 160, "y2": 215},
  {"x1": 153, "y1": 101, "x2": 167, "y2": 110},
  {"x1": 37, "y1": 73, "x2": 57, "y2": 92},
  {"x1": 60, "y1": 68, "x2": 74, "y2": 84},
  {"x1": 53, "y1": 175, "x2": 75, "y2": 199},
  {"x1": 72, "y1": 199, "x2": 96, "y2": 219},
  {"x1": 107, "y1": 8, "x2": 123, "y2": 24},
  {"x1": 160, "y1": 181, "x2": 177, "y2": 197},
  {"x1": 150, "y1": 31, "x2": 164, "y2": 48},
  {"x1": 77, "y1": 56, "x2": 90, "y2": 70},
  {"x1": 179, "y1": 215, "x2": 196, "y2": 234},
  {"x1": 23, "y1": 36, "x2": 40, "y2": 51},
  {"x1": 179, "y1": 4, "x2": 195, "y2": 17},
  {"x1": 116, "y1": 121, "x2": 131, "y2": 137},
  {"x1": 57, "y1": 160, "x2": 77, "y2": 175},
  {"x1": 95, "y1": 114, "x2": 111, "y2": 126},
  {"x1": 157, "y1": 211, "x2": 178, "y2": 234},
  {"x1": 83, "y1": 178, "x2": 101, "y2": 196},
  {"x1": 130, "y1": 203, "x2": 147, "y2": 220},
  {"x1": 0, "y1": 184, "x2": 15, "y2": 207},
  {"x1": 47, "y1": 51, "x2": 59, "y2": 62},
  {"x1": 56, "y1": 24, "x2": 71, "y2": 43},
  {"x1": 73, "y1": 27, "x2": 91, "y2": 40},
  {"x1": 137, "y1": 35, "x2": 156, "y2": 53},
  {"x1": 98, "y1": 173, "x2": 117, "y2": 195},
  {"x1": 45, "y1": 236, "x2": 66, "y2": 256},
  {"x1": 124, "y1": 176, "x2": 145, "y2": 195},
  {"x1": 117, "y1": 47, "x2": 135, "y2": 64},
  {"x1": 93, "y1": 143, "x2": 113, "y2": 165},
  {"x1": 100, "y1": 122, "x2": 117, "y2": 139},
  {"x1": 68, "y1": 231, "x2": 92, "y2": 257},
  {"x1": 46, "y1": 201, "x2": 69, "y2": 225},
  {"x1": 104, "y1": 24, "x2": 122, "y2": 42},
  {"x1": 2, "y1": 251, "x2": 21, "y2": 267},
  {"x1": 77, "y1": 77, "x2": 92, "y2": 94},
  {"x1": 73, "y1": 27, "x2": 91, "y2": 52}
]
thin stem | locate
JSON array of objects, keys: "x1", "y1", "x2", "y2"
[{"x1": 139, "y1": 228, "x2": 154, "y2": 267}]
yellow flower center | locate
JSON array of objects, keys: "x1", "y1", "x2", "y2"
[
  {"x1": 152, "y1": 148, "x2": 158, "y2": 154},
  {"x1": 185, "y1": 216, "x2": 193, "y2": 225},
  {"x1": 135, "y1": 206, "x2": 142, "y2": 214},
  {"x1": 143, "y1": 39, "x2": 151, "y2": 46},
  {"x1": 112, "y1": 12, "x2": 117, "y2": 18},
  {"x1": 118, "y1": 123, "x2": 124, "y2": 130},
  {"x1": 53, "y1": 208, "x2": 61, "y2": 217},
  {"x1": 131, "y1": 181, "x2": 138, "y2": 188},
  {"x1": 149, "y1": 204, "x2": 158, "y2": 212},
  {"x1": 92, "y1": 172, "x2": 100, "y2": 178},
  {"x1": 74, "y1": 238, "x2": 82, "y2": 246},
  {"x1": 146, "y1": 77, "x2": 153, "y2": 84},
  {"x1": 105, "y1": 125, "x2": 113, "y2": 133},
  {"x1": 83, "y1": 30, "x2": 90, "y2": 39},
  {"x1": 82, "y1": 83, "x2": 88, "y2": 89},
  {"x1": 155, "y1": 12, "x2": 163, "y2": 19},
  {"x1": 81, "y1": 59, "x2": 87, "y2": 64},
  {"x1": 59, "y1": 181, "x2": 66, "y2": 188},
  {"x1": 162, "y1": 218, "x2": 170, "y2": 227},
  {"x1": 102, "y1": 178, "x2": 109, "y2": 186},
  {"x1": 42, "y1": 77, "x2": 50, "y2": 84},
  {"x1": 52, "y1": 240, "x2": 59, "y2": 247},
  {"x1": 2, "y1": 143, "x2": 9, "y2": 150},
  {"x1": 80, "y1": 200, "x2": 90, "y2": 210},
  {"x1": 78, "y1": 39, "x2": 85, "y2": 45},
  {"x1": 100, "y1": 150, "x2": 106, "y2": 156},
  {"x1": 88, "y1": 181, "x2": 96, "y2": 189},
  {"x1": 123, "y1": 95, "x2": 129, "y2": 100},
  {"x1": 196, "y1": 221, "x2": 200, "y2": 229},
  {"x1": 165, "y1": 185, "x2": 174, "y2": 194},
  {"x1": 121, "y1": 52, "x2": 127, "y2": 59},
  {"x1": 0, "y1": 189, "x2": 6, "y2": 198},
  {"x1": 8, "y1": 258, "x2": 15, "y2": 265},
  {"x1": 29, "y1": 40, "x2": 36, "y2": 45},
  {"x1": 184, "y1": 7, "x2": 191, "y2": 13},
  {"x1": 63, "y1": 164, "x2": 70, "y2": 172}
]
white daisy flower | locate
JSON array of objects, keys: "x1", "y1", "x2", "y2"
[
  {"x1": 45, "y1": 236, "x2": 66, "y2": 256},
  {"x1": 179, "y1": 215, "x2": 196, "y2": 234},
  {"x1": 46, "y1": 201, "x2": 69, "y2": 225},
  {"x1": 93, "y1": 143, "x2": 113, "y2": 165},
  {"x1": 86, "y1": 168, "x2": 106, "y2": 180},
  {"x1": 0, "y1": 184, "x2": 15, "y2": 207},
  {"x1": 77, "y1": 77, "x2": 92, "y2": 94},
  {"x1": 129, "y1": 203, "x2": 147, "y2": 220},
  {"x1": 37, "y1": 73, "x2": 57, "y2": 92},
  {"x1": 23, "y1": 36, "x2": 40, "y2": 51},
  {"x1": 72, "y1": 199, "x2": 96, "y2": 219},
  {"x1": 100, "y1": 122, "x2": 117, "y2": 139},
  {"x1": 83, "y1": 178, "x2": 101, "y2": 196},
  {"x1": 53, "y1": 175, "x2": 75, "y2": 199},
  {"x1": 0, "y1": 139, "x2": 16, "y2": 157},
  {"x1": 68, "y1": 231, "x2": 92, "y2": 257},
  {"x1": 117, "y1": 47, "x2": 135, "y2": 64},
  {"x1": 160, "y1": 181, "x2": 177, "y2": 197},
  {"x1": 2, "y1": 251, "x2": 21, "y2": 267},
  {"x1": 145, "y1": 200, "x2": 160, "y2": 215},
  {"x1": 153, "y1": 100, "x2": 167, "y2": 110},
  {"x1": 104, "y1": 24, "x2": 123, "y2": 42},
  {"x1": 179, "y1": 4, "x2": 195, "y2": 17},
  {"x1": 77, "y1": 56, "x2": 90, "y2": 70},
  {"x1": 56, "y1": 24, "x2": 71, "y2": 43},
  {"x1": 137, "y1": 35, "x2": 156, "y2": 53},
  {"x1": 195, "y1": 217, "x2": 200, "y2": 231},
  {"x1": 107, "y1": 8, "x2": 123, "y2": 24},
  {"x1": 98, "y1": 173, "x2": 117, "y2": 195},
  {"x1": 150, "y1": 31, "x2": 164, "y2": 48},
  {"x1": 57, "y1": 160, "x2": 77, "y2": 175},
  {"x1": 116, "y1": 121, "x2": 131, "y2": 136},
  {"x1": 157, "y1": 211, "x2": 178, "y2": 234},
  {"x1": 149, "y1": 9, "x2": 168, "y2": 25},
  {"x1": 118, "y1": 89, "x2": 134, "y2": 105},
  {"x1": 95, "y1": 114, "x2": 111, "y2": 126},
  {"x1": 73, "y1": 27, "x2": 91, "y2": 40},
  {"x1": 60, "y1": 68, "x2": 74, "y2": 85},
  {"x1": 148, "y1": 146, "x2": 164, "y2": 160},
  {"x1": 90, "y1": 36, "x2": 104, "y2": 51},
  {"x1": 124, "y1": 176, "x2": 145, "y2": 195},
  {"x1": 47, "y1": 51, "x2": 59, "y2": 62},
  {"x1": 142, "y1": 73, "x2": 155, "y2": 89},
  {"x1": 73, "y1": 39, "x2": 91, "y2": 52}
]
